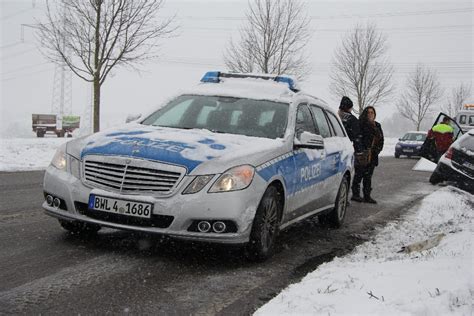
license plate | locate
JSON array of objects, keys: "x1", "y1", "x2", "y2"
[
  {"x1": 403, "y1": 149, "x2": 414, "y2": 153},
  {"x1": 88, "y1": 195, "x2": 152, "y2": 218}
]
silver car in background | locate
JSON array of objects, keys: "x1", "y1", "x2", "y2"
[{"x1": 43, "y1": 72, "x2": 354, "y2": 260}]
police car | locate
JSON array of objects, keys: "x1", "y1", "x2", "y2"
[{"x1": 43, "y1": 71, "x2": 354, "y2": 260}]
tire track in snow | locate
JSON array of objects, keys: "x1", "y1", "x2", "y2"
[{"x1": 0, "y1": 254, "x2": 139, "y2": 314}]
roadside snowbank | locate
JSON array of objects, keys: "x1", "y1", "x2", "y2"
[
  {"x1": 0, "y1": 137, "x2": 398, "y2": 172},
  {"x1": 255, "y1": 187, "x2": 473, "y2": 315},
  {"x1": 0, "y1": 137, "x2": 70, "y2": 171}
]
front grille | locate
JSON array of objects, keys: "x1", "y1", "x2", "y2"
[
  {"x1": 83, "y1": 155, "x2": 186, "y2": 195},
  {"x1": 452, "y1": 149, "x2": 474, "y2": 178},
  {"x1": 74, "y1": 202, "x2": 174, "y2": 228}
]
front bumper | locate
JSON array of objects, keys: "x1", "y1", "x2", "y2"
[
  {"x1": 395, "y1": 146, "x2": 422, "y2": 156},
  {"x1": 43, "y1": 166, "x2": 266, "y2": 244}
]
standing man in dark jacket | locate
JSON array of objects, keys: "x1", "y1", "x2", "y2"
[
  {"x1": 338, "y1": 96, "x2": 361, "y2": 152},
  {"x1": 351, "y1": 106, "x2": 384, "y2": 204}
]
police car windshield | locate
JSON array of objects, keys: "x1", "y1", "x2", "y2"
[{"x1": 142, "y1": 95, "x2": 289, "y2": 139}]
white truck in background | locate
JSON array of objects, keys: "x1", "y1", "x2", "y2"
[
  {"x1": 32, "y1": 114, "x2": 80, "y2": 137},
  {"x1": 455, "y1": 104, "x2": 474, "y2": 133}
]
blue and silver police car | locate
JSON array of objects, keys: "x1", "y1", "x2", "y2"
[{"x1": 43, "y1": 72, "x2": 354, "y2": 260}]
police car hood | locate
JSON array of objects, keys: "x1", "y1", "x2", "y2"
[{"x1": 72, "y1": 123, "x2": 287, "y2": 175}]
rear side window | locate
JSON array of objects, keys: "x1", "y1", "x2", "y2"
[
  {"x1": 310, "y1": 105, "x2": 332, "y2": 138},
  {"x1": 326, "y1": 111, "x2": 346, "y2": 137},
  {"x1": 459, "y1": 115, "x2": 467, "y2": 124}
]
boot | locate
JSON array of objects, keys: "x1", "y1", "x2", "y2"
[
  {"x1": 363, "y1": 188, "x2": 377, "y2": 204},
  {"x1": 351, "y1": 185, "x2": 363, "y2": 202}
]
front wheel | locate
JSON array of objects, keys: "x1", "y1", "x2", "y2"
[
  {"x1": 319, "y1": 176, "x2": 349, "y2": 228},
  {"x1": 245, "y1": 186, "x2": 282, "y2": 261},
  {"x1": 59, "y1": 219, "x2": 101, "y2": 235}
]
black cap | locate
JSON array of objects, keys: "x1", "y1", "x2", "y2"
[{"x1": 339, "y1": 96, "x2": 353, "y2": 110}]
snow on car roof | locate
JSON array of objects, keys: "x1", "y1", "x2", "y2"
[{"x1": 182, "y1": 77, "x2": 296, "y2": 104}]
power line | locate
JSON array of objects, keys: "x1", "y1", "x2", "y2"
[{"x1": 176, "y1": 7, "x2": 473, "y2": 21}]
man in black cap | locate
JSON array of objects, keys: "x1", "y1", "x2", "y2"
[{"x1": 338, "y1": 96, "x2": 360, "y2": 147}]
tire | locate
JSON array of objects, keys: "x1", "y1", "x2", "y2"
[
  {"x1": 59, "y1": 219, "x2": 101, "y2": 235},
  {"x1": 319, "y1": 176, "x2": 349, "y2": 228},
  {"x1": 245, "y1": 186, "x2": 282, "y2": 261},
  {"x1": 394, "y1": 153, "x2": 400, "y2": 158},
  {"x1": 36, "y1": 130, "x2": 45, "y2": 138},
  {"x1": 429, "y1": 171, "x2": 444, "y2": 185}
]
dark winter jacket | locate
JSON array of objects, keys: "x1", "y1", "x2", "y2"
[
  {"x1": 338, "y1": 110, "x2": 361, "y2": 151},
  {"x1": 359, "y1": 120, "x2": 384, "y2": 166}
]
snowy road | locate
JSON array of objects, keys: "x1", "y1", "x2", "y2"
[{"x1": 0, "y1": 157, "x2": 435, "y2": 314}]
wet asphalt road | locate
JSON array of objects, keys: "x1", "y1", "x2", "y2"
[{"x1": 0, "y1": 157, "x2": 436, "y2": 315}]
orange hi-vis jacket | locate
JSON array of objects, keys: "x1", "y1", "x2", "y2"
[{"x1": 427, "y1": 123, "x2": 454, "y2": 153}]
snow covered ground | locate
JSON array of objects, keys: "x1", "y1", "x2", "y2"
[
  {"x1": 0, "y1": 136, "x2": 399, "y2": 172},
  {"x1": 1, "y1": 135, "x2": 472, "y2": 315},
  {"x1": 256, "y1": 187, "x2": 473, "y2": 315}
]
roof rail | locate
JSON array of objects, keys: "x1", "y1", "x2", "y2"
[{"x1": 200, "y1": 71, "x2": 299, "y2": 92}]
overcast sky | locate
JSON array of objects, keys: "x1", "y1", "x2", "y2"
[{"x1": 1, "y1": 0, "x2": 472, "y2": 136}]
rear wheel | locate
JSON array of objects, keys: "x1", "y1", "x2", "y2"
[
  {"x1": 59, "y1": 219, "x2": 101, "y2": 235},
  {"x1": 319, "y1": 176, "x2": 349, "y2": 228},
  {"x1": 245, "y1": 186, "x2": 282, "y2": 261},
  {"x1": 395, "y1": 153, "x2": 400, "y2": 158},
  {"x1": 429, "y1": 171, "x2": 444, "y2": 185},
  {"x1": 36, "y1": 130, "x2": 45, "y2": 138}
]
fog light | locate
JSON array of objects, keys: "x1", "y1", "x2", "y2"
[
  {"x1": 53, "y1": 198, "x2": 61, "y2": 208},
  {"x1": 197, "y1": 221, "x2": 211, "y2": 233},
  {"x1": 212, "y1": 221, "x2": 226, "y2": 233},
  {"x1": 46, "y1": 195, "x2": 54, "y2": 206}
]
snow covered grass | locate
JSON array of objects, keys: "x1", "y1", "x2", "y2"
[
  {"x1": 255, "y1": 187, "x2": 473, "y2": 316},
  {"x1": 0, "y1": 137, "x2": 70, "y2": 171},
  {"x1": 0, "y1": 136, "x2": 399, "y2": 172}
]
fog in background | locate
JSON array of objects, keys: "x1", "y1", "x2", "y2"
[{"x1": 1, "y1": 0, "x2": 472, "y2": 138}]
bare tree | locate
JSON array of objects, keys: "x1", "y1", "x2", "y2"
[
  {"x1": 224, "y1": 0, "x2": 310, "y2": 79},
  {"x1": 37, "y1": 0, "x2": 175, "y2": 132},
  {"x1": 397, "y1": 64, "x2": 444, "y2": 131},
  {"x1": 330, "y1": 23, "x2": 394, "y2": 113},
  {"x1": 442, "y1": 83, "x2": 472, "y2": 117}
]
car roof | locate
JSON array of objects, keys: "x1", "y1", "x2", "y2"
[{"x1": 180, "y1": 72, "x2": 334, "y2": 113}]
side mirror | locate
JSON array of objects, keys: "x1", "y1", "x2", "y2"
[
  {"x1": 294, "y1": 131, "x2": 324, "y2": 149},
  {"x1": 398, "y1": 138, "x2": 402, "y2": 141},
  {"x1": 125, "y1": 113, "x2": 142, "y2": 123}
]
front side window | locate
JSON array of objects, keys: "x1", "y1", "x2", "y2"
[
  {"x1": 459, "y1": 115, "x2": 467, "y2": 125},
  {"x1": 469, "y1": 115, "x2": 474, "y2": 126},
  {"x1": 295, "y1": 104, "x2": 317, "y2": 137},
  {"x1": 142, "y1": 95, "x2": 289, "y2": 139}
]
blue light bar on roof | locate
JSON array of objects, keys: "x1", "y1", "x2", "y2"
[
  {"x1": 200, "y1": 71, "x2": 299, "y2": 92},
  {"x1": 274, "y1": 76, "x2": 298, "y2": 92},
  {"x1": 200, "y1": 71, "x2": 221, "y2": 83}
]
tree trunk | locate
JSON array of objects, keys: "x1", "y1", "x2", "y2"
[{"x1": 93, "y1": 76, "x2": 100, "y2": 132}]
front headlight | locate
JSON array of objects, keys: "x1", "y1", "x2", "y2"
[
  {"x1": 209, "y1": 165, "x2": 255, "y2": 193},
  {"x1": 51, "y1": 146, "x2": 67, "y2": 171},
  {"x1": 182, "y1": 175, "x2": 214, "y2": 194},
  {"x1": 416, "y1": 145, "x2": 421, "y2": 150}
]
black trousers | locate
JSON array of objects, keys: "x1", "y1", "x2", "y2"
[{"x1": 352, "y1": 163, "x2": 376, "y2": 197}]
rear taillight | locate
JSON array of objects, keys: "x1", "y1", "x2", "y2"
[{"x1": 445, "y1": 147, "x2": 453, "y2": 160}]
